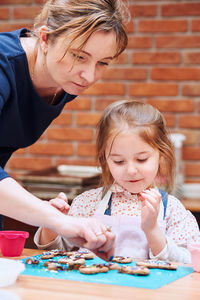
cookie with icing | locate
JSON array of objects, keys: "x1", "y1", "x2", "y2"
[
  {"x1": 136, "y1": 259, "x2": 177, "y2": 270},
  {"x1": 79, "y1": 264, "x2": 109, "y2": 274},
  {"x1": 25, "y1": 258, "x2": 40, "y2": 265},
  {"x1": 77, "y1": 249, "x2": 95, "y2": 259},
  {"x1": 118, "y1": 265, "x2": 150, "y2": 275},
  {"x1": 48, "y1": 262, "x2": 64, "y2": 271},
  {"x1": 111, "y1": 256, "x2": 132, "y2": 264}
]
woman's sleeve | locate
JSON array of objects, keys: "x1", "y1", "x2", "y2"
[
  {"x1": 0, "y1": 68, "x2": 11, "y2": 180},
  {"x1": 150, "y1": 195, "x2": 200, "y2": 263}
]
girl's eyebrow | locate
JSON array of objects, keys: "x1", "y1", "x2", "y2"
[{"x1": 110, "y1": 151, "x2": 150, "y2": 156}]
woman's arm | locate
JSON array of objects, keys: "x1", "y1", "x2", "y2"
[{"x1": 0, "y1": 177, "x2": 115, "y2": 255}]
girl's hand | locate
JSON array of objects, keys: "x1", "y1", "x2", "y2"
[
  {"x1": 139, "y1": 188, "x2": 161, "y2": 234},
  {"x1": 49, "y1": 192, "x2": 70, "y2": 215}
]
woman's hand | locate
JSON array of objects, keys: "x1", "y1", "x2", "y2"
[
  {"x1": 57, "y1": 216, "x2": 116, "y2": 260},
  {"x1": 139, "y1": 188, "x2": 161, "y2": 234},
  {"x1": 49, "y1": 192, "x2": 70, "y2": 215}
]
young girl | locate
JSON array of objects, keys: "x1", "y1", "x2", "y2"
[{"x1": 34, "y1": 100, "x2": 200, "y2": 263}]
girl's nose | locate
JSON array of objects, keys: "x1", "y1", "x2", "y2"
[{"x1": 127, "y1": 162, "x2": 137, "y2": 175}]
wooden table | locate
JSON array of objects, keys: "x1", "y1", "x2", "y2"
[{"x1": 1, "y1": 249, "x2": 200, "y2": 300}]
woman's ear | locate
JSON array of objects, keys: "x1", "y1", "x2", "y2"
[{"x1": 38, "y1": 25, "x2": 48, "y2": 55}]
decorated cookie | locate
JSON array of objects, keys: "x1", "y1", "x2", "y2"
[
  {"x1": 79, "y1": 264, "x2": 109, "y2": 274},
  {"x1": 118, "y1": 265, "x2": 150, "y2": 276},
  {"x1": 25, "y1": 258, "x2": 40, "y2": 265},
  {"x1": 77, "y1": 249, "x2": 95, "y2": 260},
  {"x1": 41, "y1": 252, "x2": 55, "y2": 260},
  {"x1": 48, "y1": 262, "x2": 64, "y2": 271},
  {"x1": 111, "y1": 256, "x2": 132, "y2": 264},
  {"x1": 103, "y1": 262, "x2": 119, "y2": 270},
  {"x1": 136, "y1": 260, "x2": 177, "y2": 270},
  {"x1": 43, "y1": 259, "x2": 56, "y2": 267}
]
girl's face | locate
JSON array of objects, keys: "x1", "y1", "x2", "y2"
[
  {"x1": 44, "y1": 30, "x2": 117, "y2": 95},
  {"x1": 106, "y1": 131, "x2": 160, "y2": 194}
]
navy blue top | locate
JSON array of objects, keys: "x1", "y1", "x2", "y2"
[{"x1": 0, "y1": 28, "x2": 77, "y2": 180}]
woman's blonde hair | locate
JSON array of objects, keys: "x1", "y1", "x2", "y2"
[
  {"x1": 96, "y1": 100, "x2": 176, "y2": 193},
  {"x1": 33, "y1": 0, "x2": 130, "y2": 59}
]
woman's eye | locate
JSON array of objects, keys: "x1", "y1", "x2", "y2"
[
  {"x1": 99, "y1": 61, "x2": 109, "y2": 67},
  {"x1": 71, "y1": 52, "x2": 84, "y2": 60}
]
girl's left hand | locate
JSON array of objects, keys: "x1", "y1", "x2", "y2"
[
  {"x1": 49, "y1": 192, "x2": 70, "y2": 215},
  {"x1": 139, "y1": 188, "x2": 161, "y2": 234}
]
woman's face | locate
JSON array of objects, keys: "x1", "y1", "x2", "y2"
[
  {"x1": 44, "y1": 30, "x2": 117, "y2": 95},
  {"x1": 106, "y1": 131, "x2": 160, "y2": 194}
]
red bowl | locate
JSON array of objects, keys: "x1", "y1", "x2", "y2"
[{"x1": 0, "y1": 231, "x2": 29, "y2": 257}]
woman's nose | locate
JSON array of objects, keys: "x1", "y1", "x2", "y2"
[{"x1": 80, "y1": 65, "x2": 95, "y2": 84}]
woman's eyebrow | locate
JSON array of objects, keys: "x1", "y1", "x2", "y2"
[{"x1": 75, "y1": 49, "x2": 113, "y2": 60}]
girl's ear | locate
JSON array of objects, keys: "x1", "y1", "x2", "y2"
[{"x1": 38, "y1": 25, "x2": 48, "y2": 55}]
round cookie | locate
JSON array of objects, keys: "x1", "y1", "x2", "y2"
[
  {"x1": 111, "y1": 256, "x2": 132, "y2": 264},
  {"x1": 79, "y1": 264, "x2": 109, "y2": 274},
  {"x1": 118, "y1": 265, "x2": 150, "y2": 276},
  {"x1": 48, "y1": 262, "x2": 64, "y2": 271},
  {"x1": 25, "y1": 258, "x2": 39, "y2": 265},
  {"x1": 136, "y1": 259, "x2": 177, "y2": 270}
]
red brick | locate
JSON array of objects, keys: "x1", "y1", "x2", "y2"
[
  {"x1": 129, "y1": 4, "x2": 157, "y2": 17},
  {"x1": 182, "y1": 85, "x2": 200, "y2": 96},
  {"x1": 0, "y1": 8, "x2": 9, "y2": 20},
  {"x1": 52, "y1": 113, "x2": 72, "y2": 125},
  {"x1": 129, "y1": 83, "x2": 178, "y2": 96},
  {"x1": 183, "y1": 147, "x2": 200, "y2": 160},
  {"x1": 76, "y1": 113, "x2": 101, "y2": 126},
  {"x1": 13, "y1": 7, "x2": 40, "y2": 19},
  {"x1": 95, "y1": 99, "x2": 122, "y2": 111},
  {"x1": 77, "y1": 143, "x2": 96, "y2": 157},
  {"x1": 192, "y1": 20, "x2": 200, "y2": 32},
  {"x1": 132, "y1": 52, "x2": 180, "y2": 64},
  {"x1": 156, "y1": 36, "x2": 200, "y2": 48},
  {"x1": 139, "y1": 20, "x2": 187, "y2": 33},
  {"x1": 163, "y1": 114, "x2": 175, "y2": 128},
  {"x1": 0, "y1": 0, "x2": 31, "y2": 3},
  {"x1": 47, "y1": 128, "x2": 93, "y2": 141},
  {"x1": 185, "y1": 163, "x2": 200, "y2": 177},
  {"x1": 151, "y1": 68, "x2": 200, "y2": 81},
  {"x1": 128, "y1": 37, "x2": 152, "y2": 49},
  {"x1": 29, "y1": 143, "x2": 73, "y2": 156},
  {"x1": 65, "y1": 98, "x2": 91, "y2": 110},
  {"x1": 9, "y1": 157, "x2": 51, "y2": 171},
  {"x1": 179, "y1": 116, "x2": 200, "y2": 129},
  {"x1": 146, "y1": 99, "x2": 194, "y2": 113},
  {"x1": 113, "y1": 53, "x2": 129, "y2": 65},
  {"x1": 162, "y1": 3, "x2": 200, "y2": 17},
  {"x1": 124, "y1": 21, "x2": 134, "y2": 34},
  {"x1": 184, "y1": 52, "x2": 200, "y2": 64},
  {"x1": 84, "y1": 83, "x2": 125, "y2": 96},
  {"x1": 102, "y1": 68, "x2": 147, "y2": 80},
  {"x1": 0, "y1": 23, "x2": 33, "y2": 32}
]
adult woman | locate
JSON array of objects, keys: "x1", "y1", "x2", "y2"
[{"x1": 0, "y1": 0, "x2": 129, "y2": 257}]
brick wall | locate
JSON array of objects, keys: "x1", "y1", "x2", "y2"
[{"x1": 0, "y1": 0, "x2": 200, "y2": 184}]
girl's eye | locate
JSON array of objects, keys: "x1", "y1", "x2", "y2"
[
  {"x1": 137, "y1": 158, "x2": 148, "y2": 162},
  {"x1": 113, "y1": 160, "x2": 124, "y2": 165}
]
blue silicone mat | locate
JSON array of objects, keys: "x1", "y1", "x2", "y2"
[{"x1": 20, "y1": 254, "x2": 193, "y2": 290}]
